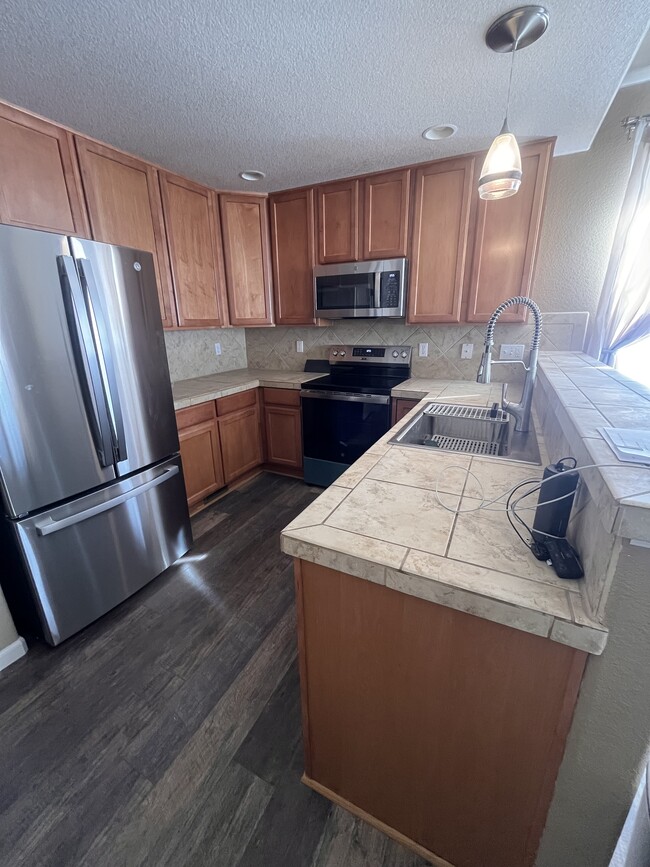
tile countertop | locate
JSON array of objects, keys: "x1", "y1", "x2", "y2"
[
  {"x1": 536, "y1": 352, "x2": 650, "y2": 542},
  {"x1": 281, "y1": 373, "x2": 608, "y2": 656},
  {"x1": 172, "y1": 369, "x2": 325, "y2": 410}
]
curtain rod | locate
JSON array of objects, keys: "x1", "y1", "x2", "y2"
[{"x1": 622, "y1": 114, "x2": 650, "y2": 140}]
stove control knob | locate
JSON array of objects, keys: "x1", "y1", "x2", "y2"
[
  {"x1": 340, "y1": 350, "x2": 346, "y2": 357},
  {"x1": 392, "y1": 350, "x2": 399, "y2": 358},
  {"x1": 401, "y1": 350, "x2": 408, "y2": 358},
  {"x1": 332, "y1": 350, "x2": 339, "y2": 356}
]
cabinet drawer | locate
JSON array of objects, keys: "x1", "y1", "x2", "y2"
[
  {"x1": 175, "y1": 401, "x2": 216, "y2": 430},
  {"x1": 216, "y1": 388, "x2": 258, "y2": 416},
  {"x1": 262, "y1": 387, "x2": 300, "y2": 407}
]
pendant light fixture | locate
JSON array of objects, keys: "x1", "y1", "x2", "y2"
[{"x1": 479, "y1": 6, "x2": 549, "y2": 200}]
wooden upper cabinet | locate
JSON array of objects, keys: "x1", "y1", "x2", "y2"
[
  {"x1": 317, "y1": 179, "x2": 359, "y2": 263},
  {"x1": 0, "y1": 103, "x2": 89, "y2": 236},
  {"x1": 270, "y1": 187, "x2": 316, "y2": 325},
  {"x1": 219, "y1": 193, "x2": 273, "y2": 326},
  {"x1": 160, "y1": 172, "x2": 228, "y2": 328},
  {"x1": 362, "y1": 169, "x2": 410, "y2": 260},
  {"x1": 75, "y1": 137, "x2": 176, "y2": 328},
  {"x1": 466, "y1": 139, "x2": 553, "y2": 323},
  {"x1": 408, "y1": 156, "x2": 475, "y2": 324}
]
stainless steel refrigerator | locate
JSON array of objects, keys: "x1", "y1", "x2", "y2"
[{"x1": 0, "y1": 224, "x2": 192, "y2": 645}]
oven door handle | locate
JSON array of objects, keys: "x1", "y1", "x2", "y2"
[{"x1": 300, "y1": 389, "x2": 390, "y2": 405}]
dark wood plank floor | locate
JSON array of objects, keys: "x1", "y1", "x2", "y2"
[{"x1": 0, "y1": 473, "x2": 429, "y2": 867}]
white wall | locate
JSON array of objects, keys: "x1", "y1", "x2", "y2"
[{"x1": 533, "y1": 82, "x2": 650, "y2": 326}]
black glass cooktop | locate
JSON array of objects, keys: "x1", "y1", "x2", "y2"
[{"x1": 302, "y1": 367, "x2": 410, "y2": 396}]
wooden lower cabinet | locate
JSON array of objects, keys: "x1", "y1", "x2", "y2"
[
  {"x1": 263, "y1": 388, "x2": 302, "y2": 470},
  {"x1": 391, "y1": 397, "x2": 420, "y2": 425},
  {"x1": 218, "y1": 402, "x2": 264, "y2": 483},
  {"x1": 176, "y1": 404, "x2": 225, "y2": 507},
  {"x1": 295, "y1": 560, "x2": 586, "y2": 867}
]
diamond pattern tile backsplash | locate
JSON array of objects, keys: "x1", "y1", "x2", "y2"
[
  {"x1": 164, "y1": 327, "x2": 247, "y2": 381},
  {"x1": 245, "y1": 312, "x2": 588, "y2": 382}
]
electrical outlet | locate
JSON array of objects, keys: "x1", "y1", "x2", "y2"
[
  {"x1": 499, "y1": 343, "x2": 525, "y2": 361},
  {"x1": 214, "y1": 342, "x2": 222, "y2": 356},
  {"x1": 296, "y1": 339, "x2": 304, "y2": 353},
  {"x1": 418, "y1": 342, "x2": 429, "y2": 358},
  {"x1": 461, "y1": 343, "x2": 474, "y2": 359}
]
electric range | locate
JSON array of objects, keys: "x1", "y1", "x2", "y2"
[{"x1": 301, "y1": 345, "x2": 412, "y2": 486}]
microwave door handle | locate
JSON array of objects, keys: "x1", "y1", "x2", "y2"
[
  {"x1": 76, "y1": 258, "x2": 126, "y2": 463},
  {"x1": 374, "y1": 272, "x2": 382, "y2": 309},
  {"x1": 57, "y1": 255, "x2": 114, "y2": 467}
]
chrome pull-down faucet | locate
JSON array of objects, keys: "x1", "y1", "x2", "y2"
[{"x1": 476, "y1": 296, "x2": 542, "y2": 433}]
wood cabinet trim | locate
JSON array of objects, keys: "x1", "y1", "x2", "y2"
[
  {"x1": 219, "y1": 193, "x2": 274, "y2": 326},
  {"x1": 160, "y1": 170, "x2": 229, "y2": 328},
  {"x1": 362, "y1": 169, "x2": 411, "y2": 260},
  {"x1": 270, "y1": 187, "x2": 317, "y2": 325},
  {"x1": 316, "y1": 179, "x2": 359, "y2": 264},
  {"x1": 407, "y1": 155, "x2": 475, "y2": 324},
  {"x1": 74, "y1": 136, "x2": 177, "y2": 328},
  {"x1": 0, "y1": 103, "x2": 90, "y2": 236}
]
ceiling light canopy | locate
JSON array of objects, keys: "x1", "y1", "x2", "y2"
[
  {"x1": 422, "y1": 124, "x2": 458, "y2": 141},
  {"x1": 478, "y1": 5, "x2": 549, "y2": 201},
  {"x1": 239, "y1": 170, "x2": 266, "y2": 182}
]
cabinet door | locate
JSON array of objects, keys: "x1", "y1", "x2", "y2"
[
  {"x1": 408, "y1": 156, "x2": 475, "y2": 324},
  {"x1": 264, "y1": 405, "x2": 302, "y2": 469},
  {"x1": 178, "y1": 418, "x2": 225, "y2": 507},
  {"x1": 75, "y1": 137, "x2": 176, "y2": 328},
  {"x1": 0, "y1": 103, "x2": 89, "y2": 235},
  {"x1": 391, "y1": 398, "x2": 420, "y2": 425},
  {"x1": 160, "y1": 172, "x2": 228, "y2": 328},
  {"x1": 270, "y1": 188, "x2": 316, "y2": 325},
  {"x1": 317, "y1": 179, "x2": 359, "y2": 263},
  {"x1": 362, "y1": 169, "x2": 410, "y2": 260},
  {"x1": 466, "y1": 139, "x2": 553, "y2": 323},
  {"x1": 219, "y1": 193, "x2": 273, "y2": 326},
  {"x1": 218, "y1": 405, "x2": 263, "y2": 483}
]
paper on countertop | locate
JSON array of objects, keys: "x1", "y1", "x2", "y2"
[{"x1": 599, "y1": 427, "x2": 650, "y2": 465}]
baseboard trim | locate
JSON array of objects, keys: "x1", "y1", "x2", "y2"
[
  {"x1": 301, "y1": 774, "x2": 455, "y2": 867},
  {"x1": 0, "y1": 637, "x2": 27, "y2": 672}
]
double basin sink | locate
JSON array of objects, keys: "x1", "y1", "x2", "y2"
[{"x1": 389, "y1": 402, "x2": 541, "y2": 465}]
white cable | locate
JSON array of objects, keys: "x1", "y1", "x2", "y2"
[{"x1": 434, "y1": 461, "x2": 647, "y2": 517}]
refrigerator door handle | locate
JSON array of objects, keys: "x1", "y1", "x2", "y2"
[
  {"x1": 76, "y1": 257, "x2": 127, "y2": 464},
  {"x1": 57, "y1": 255, "x2": 114, "y2": 467},
  {"x1": 34, "y1": 465, "x2": 180, "y2": 536}
]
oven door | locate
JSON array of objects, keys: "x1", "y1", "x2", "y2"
[{"x1": 301, "y1": 390, "x2": 391, "y2": 486}]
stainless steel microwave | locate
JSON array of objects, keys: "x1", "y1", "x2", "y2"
[{"x1": 313, "y1": 258, "x2": 408, "y2": 319}]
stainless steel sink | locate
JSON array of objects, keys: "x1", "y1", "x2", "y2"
[{"x1": 389, "y1": 402, "x2": 542, "y2": 465}]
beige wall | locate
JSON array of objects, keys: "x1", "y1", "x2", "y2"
[{"x1": 533, "y1": 82, "x2": 650, "y2": 325}]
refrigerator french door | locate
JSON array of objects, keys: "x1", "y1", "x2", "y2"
[{"x1": 0, "y1": 225, "x2": 191, "y2": 645}]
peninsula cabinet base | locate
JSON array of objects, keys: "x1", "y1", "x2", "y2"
[{"x1": 294, "y1": 560, "x2": 587, "y2": 867}]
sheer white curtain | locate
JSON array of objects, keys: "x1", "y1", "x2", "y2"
[{"x1": 588, "y1": 119, "x2": 650, "y2": 364}]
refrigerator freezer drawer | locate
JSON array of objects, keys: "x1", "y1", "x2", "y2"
[{"x1": 8, "y1": 456, "x2": 191, "y2": 645}]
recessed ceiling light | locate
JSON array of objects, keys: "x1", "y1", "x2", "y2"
[
  {"x1": 239, "y1": 170, "x2": 266, "y2": 182},
  {"x1": 422, "y1": 124, "x2": 458, "y2": 141}
]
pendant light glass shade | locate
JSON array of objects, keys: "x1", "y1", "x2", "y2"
[{"x1": 478, "y1": 121, "x2": 522, "y2": 200}]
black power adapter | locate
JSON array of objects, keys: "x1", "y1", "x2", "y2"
[{"x1": 531, "y1": 459, "x2": 584, "y2": 579}]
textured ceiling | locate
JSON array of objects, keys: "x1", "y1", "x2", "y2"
[{"x1": 2, "y1": 1, "x2": 648, "y2": 192}]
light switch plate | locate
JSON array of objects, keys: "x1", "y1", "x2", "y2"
[
  {"x1": 499, "y1": 343, "x2": 525, "y2": 361},
  {"x1": 296, "y1": 340, "x2": 304, "y2": 353},
  {"x1": 418, "y1": 342, "x2": 429, "y2": 358},
  {"x1": 461, "y1": 343, "x2": 473, "y2": 359},
  {"x1": 214, "y1": 342, "x2": 222, "y2": 356}
]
